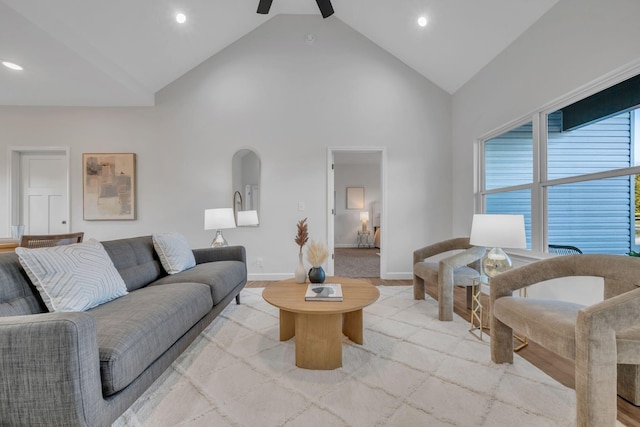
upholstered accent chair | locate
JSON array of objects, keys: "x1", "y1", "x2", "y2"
[
  {"x1": 490, "y1": 254, "x2": 640, "y2": 427},
  {"x1": 413, "y1": 237, "x2": 485, "y2": 321}
]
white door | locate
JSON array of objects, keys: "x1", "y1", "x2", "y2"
[{"x1": 20, "y1": 153, "x2": 69, "y2": 234}]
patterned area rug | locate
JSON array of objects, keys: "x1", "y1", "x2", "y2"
[
  {"x1": 114, "y1": 286, "x2": 577, "y2": 426},
  {"x1": 334, "y1": 248, "x2": 380, "y2": 278}
]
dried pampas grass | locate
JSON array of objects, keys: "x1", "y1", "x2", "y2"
[
  {"x1": 306, "y1": 240, "x2": 328, "y2": 267},
  {"x1": 295, "y1": 218, "x2": 309, "y2": 254}
]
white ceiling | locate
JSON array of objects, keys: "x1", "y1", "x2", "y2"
[{"x1": 0, "y1": 0, "x2": 560, "y2": 107}]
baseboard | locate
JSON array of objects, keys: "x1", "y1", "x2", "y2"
[
  {"x1": 247, "y1": 272, "x2": 412, "y2": 281},
  {"x1": 380, "y1": 272, "x2": 413, "y2": 280},
  {"x1": 247, "y1": 273, "x2": 295, "y2": 281}
]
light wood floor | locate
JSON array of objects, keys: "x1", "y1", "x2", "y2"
[{"x1": 247, "y1": 278, "x2": 640, "y2": 426}]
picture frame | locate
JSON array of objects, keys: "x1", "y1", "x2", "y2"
[
  {"x1": 346, "y1": 187, "x2": 364, "y2": 209},
  {"x1": 83, "y1": 153, "x2": 136, "y2": 220}
]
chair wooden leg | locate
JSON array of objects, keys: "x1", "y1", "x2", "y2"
[
  {"x1": 438, "y1": 275, "x2": 453, "y2": 322},
  {"x1": 490, "y1": 317, "x2": 514, "y2": 364},
  {"x1": 575, "y1": 320, "x2": 618, "y2": 427},
  {"x1": 413, "y1": 275, "x2": 425, "y2": 300}
]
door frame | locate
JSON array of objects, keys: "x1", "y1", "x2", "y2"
[
  {"x1": 327, "y1": 146, "x2": 387, "y2": 278},
  {"x1": 7, "y1": 146, "x2": 71, "y2": 234}
]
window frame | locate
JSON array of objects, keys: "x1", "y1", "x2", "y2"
[{"x1": 475, "y1": 63, "x2": 640, "y2": 254}]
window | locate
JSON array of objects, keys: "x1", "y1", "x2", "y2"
[
  {"x1": 484, "y1": 121, "x2": 533, "y2": 190},
  {"x1": 547, "y1": 175, "x2": 636, "y2": 254},
  {"x1": 478, "y1": 73, "x2": 640, "y2": 255}
]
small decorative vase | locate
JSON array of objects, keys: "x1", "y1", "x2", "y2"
[
  {"x1": 308, "y1": 266, "x2": 326, "y2": 284},
  {"x1": 295, "y1": 253, "x2": 307, "y2": 284}
]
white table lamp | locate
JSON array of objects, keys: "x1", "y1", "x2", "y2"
[
  {"x1": 236, "y1": 210, "x2": 259, "y2": 227},
  {"x1": 360, "y1": 211, "x2": 369, "y2": 233},
  {"x1": 469, "y1": 214, "x2": 526, "y2": 277},
  {"x1": 204, "y1": 208, "x2": 236, "y2": 247}
]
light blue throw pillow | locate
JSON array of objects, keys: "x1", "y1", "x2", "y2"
[
  {"x1": 16, "y1": 239, "x2": 128, "y2": 312},
  {"x1": 152, "y1": 232, "x2": 196, "y2": 275}
]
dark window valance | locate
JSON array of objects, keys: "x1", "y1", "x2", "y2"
[{"x1": 561, "y1": 74, "x2": 640, "y2": 131}]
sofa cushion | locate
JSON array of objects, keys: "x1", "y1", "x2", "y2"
[
  {"x1": 90, "y1": 282, "x2": 212, "y2": 396},
  {"x1": 16, "y1": 240, "x2": 128, "y2": 312},
  {"x1": 150, "y1": 260, "x2": 245, "y2": 305},
  {"x1": 152, "y1": 232, "x2": 195, "y2": 274},
  {"x1": 0, "y1": 253, "x2": 44, "y2": 316},
  {"x1": 102, "y1": 236, "x2": 165, "y2": 292}
]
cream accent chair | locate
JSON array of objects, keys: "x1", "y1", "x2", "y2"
[
  {"x1": 490, "y1": 254, "x2": 640, "y2": 427},
  {"x1": 413, "y1": 237, "x2": 486, "y2": 321}
]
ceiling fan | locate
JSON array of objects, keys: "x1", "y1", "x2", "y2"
[{"x1": 257, "y1": 0, "x2": 334, "y2": 19}]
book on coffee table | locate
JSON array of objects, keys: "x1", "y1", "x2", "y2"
[{"x1": 304, "y1": 283, "x2": 343, "y2": 301}]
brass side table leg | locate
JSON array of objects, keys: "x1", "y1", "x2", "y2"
[
  {"x1": 513, "y1": 334, "x2": 528, "y2": 352},
  {"x1": 469, "y1": 279, "x2": 484, "y2": 340}
]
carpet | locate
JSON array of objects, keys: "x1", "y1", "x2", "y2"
[
  {"x1": 334, "y1": 248, "x2": 380, "y2": 278},
  {"x1": 114, "y1": 286, "x2": 577, "y2": 427}
]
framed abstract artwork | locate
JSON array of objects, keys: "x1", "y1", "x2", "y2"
[
  {"x1": 83, "y1": 153, "x2": 136, "y2": 220},
  {"x1": 346, "y1": 187, "x2": 364, "y2": 209}
]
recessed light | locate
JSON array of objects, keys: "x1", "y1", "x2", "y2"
[
  {"x1": 418, "y1": 16, "x2": 428, "y2": 27},
  {"x1": 2, "y1": 61, "x2": 23, "y2": 71},
  {"x1": 176, "y1": 12, "x2": 187, "y2": 24}
]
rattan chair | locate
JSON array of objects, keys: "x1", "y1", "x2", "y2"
[{"x1": 19, "y1": 232, "x2": 84, "y2": 248}]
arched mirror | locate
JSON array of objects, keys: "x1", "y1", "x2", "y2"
[{"x1": 232, "y1": 149, "x2": 260, "y2": 226}]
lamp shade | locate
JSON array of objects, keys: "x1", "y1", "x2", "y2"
[
  {"x1": 236, "y1": 210, "x2": 259, "y2": 226},
  {"x1": 204, "y1": 208, "x2": 236, "y2": 230},
  {"x1": 469, "y1": 214, "x2": 526, "y2": 249},
  {"x1": 360, "y1": 211, "x2": 369, "y2": 221}
]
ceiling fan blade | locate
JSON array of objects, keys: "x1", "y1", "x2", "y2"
[
  {"x1": 315, "y1": 0, "x2": 334, "y2": 18},
  {"x1": 257, "y1": 0, "x2": 274, "y2": 14}
]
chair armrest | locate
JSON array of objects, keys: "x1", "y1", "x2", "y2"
[
  {"x1": 441, "y1": 246, "x2": 486, "y2": 269},
  {"x1": 413, "y1": 237, "x2": 471, "y2": 265},
  {"x1": 490, "y1": 255, "x2": 581, "y2": 302},
  {"x1": 0, "y1": 312, "x2": 103, "y2": 425},
  {"x1": 491, "y1": 254, "x2": 640, "y2": 304},
  {"x1": 193, "y1": 245, "x2": 246, "y2": 265},
  {"x1": 578, "y1": 286, "x2": 640, "y2": 334}
]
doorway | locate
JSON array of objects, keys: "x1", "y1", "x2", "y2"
[
  {"x1": 8, "y1": 147, "x2": 70, "y2": 235},
  {"x1": 327, "y1": 147, "x2": 386, "y2": 278}
]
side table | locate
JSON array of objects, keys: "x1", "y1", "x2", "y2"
[
  {"x1": 357, "y1": 230, "x2": 372, "y2": 248},
  {"x1": 0, "y1": 239, "x2": 19, "y2": 253},
  {"x1": 469, "y1": 275, "x2": 528, "y2": 351}
]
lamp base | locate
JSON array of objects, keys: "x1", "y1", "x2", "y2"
[
  {"x1": 482, "y1": 247, "x2": 512, "y2": 278},
  {"x1": 211, "y1": 230, "x2": 228, "y2": 248}
]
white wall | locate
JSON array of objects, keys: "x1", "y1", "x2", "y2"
[
  {"x1": 0, "y1": 15, "x2": 452, "y2": 280},
  {"x1": 451, "y1": 0, "x2": 640, "y2": 302},
  {"x1": 334, "y1": 157, "x2": 380, "y2": 247},
  {"x1": 451, "y1": 0, "x2": 640, "y2": 236}
]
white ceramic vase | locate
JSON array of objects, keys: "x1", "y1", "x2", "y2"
[{"x1": 295, "y1": 252, "x2": 307, "y2": 284}]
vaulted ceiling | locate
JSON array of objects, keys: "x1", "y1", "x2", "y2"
[{"x1": 0, "y1": 0, "x2": 559, "y2": 107}]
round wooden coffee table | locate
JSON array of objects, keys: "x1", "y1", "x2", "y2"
[{"x1": 262, "y1": 277, "x2": 379, "y2": 370}]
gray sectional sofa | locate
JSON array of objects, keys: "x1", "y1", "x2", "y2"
[{"x1": 0, "y1": 235, "x2": 247, "y2": 426}]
